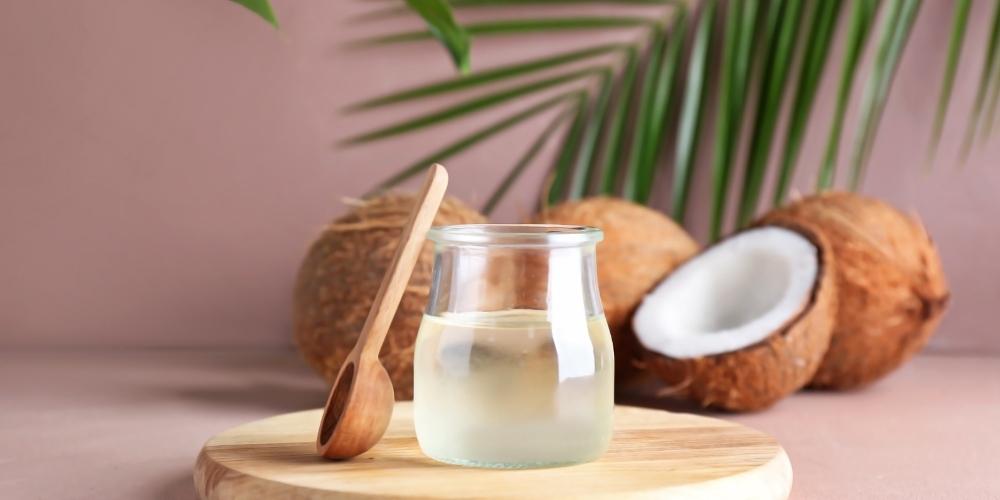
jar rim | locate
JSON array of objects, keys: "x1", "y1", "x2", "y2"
[{"x1": 428, "y1": 224, "x2": 604, "y2": 247}]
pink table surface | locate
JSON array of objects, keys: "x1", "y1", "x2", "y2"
[{"x1": 1, "y1": 350, "x2": 997, "y2": 500}]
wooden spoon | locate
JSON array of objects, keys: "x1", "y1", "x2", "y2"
[{"x1": 316, "y1": 164, "x2": 449, "y2": 460}]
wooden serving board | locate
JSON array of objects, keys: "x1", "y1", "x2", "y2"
[{"x1": 195, "y1": 402, "x2": 791, "y2": 500}]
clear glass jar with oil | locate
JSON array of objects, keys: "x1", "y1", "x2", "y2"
[{"x1": 414, "y1": 224, "x2": 614, "y2": 469}]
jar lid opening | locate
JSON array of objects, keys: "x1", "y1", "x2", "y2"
[{"x1": 428, "y1": 224, "x2": 603, "y2": 247}]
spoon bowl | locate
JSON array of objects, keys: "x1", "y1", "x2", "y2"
[{"x1": 317, "y1": 357, "x2": 395, "y2": 459}]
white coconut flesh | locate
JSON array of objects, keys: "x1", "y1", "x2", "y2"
[{"x1": 634, "y1": 227, "x2": 818, "y2": 359}]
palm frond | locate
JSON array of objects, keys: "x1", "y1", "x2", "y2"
[
  {"x1": 355, "y1": 0, "x2": 676, "y2": 21},
  {"x1": 346, "y1": 0, "x2": 988, "y2": 238},
  {"x1": 638, "y1": 9, "x2": 688, "y2": 204},
  {"x1": 817, "y1": 0, "x2": 879, "y2": 191},
  {"x1": 342, "y1": 67, "x2": 604, "y2": 145},
  {"x1": 597, "y1": 48, "x2": 640, "y2": 195},
  {"x1": 849, "y1": 0, "x2": 923, "y2": 192},
  {"x1": 450, "y1": 0, "x2": 677, "y2": 5},
  {"x1": 364, "y1": 91, "x2": 581, "y2": 197},
  {"x1": 710, "y1": 0, "x2": 761, "y2": 241},
  {"x1": 925, "y1": 0, "x2": 972, "y2": 170},
  {"x1": 622, "y1": 26, "x2": 668, "y2": 203},
  {"x1": 483, "y1": 109, "x2": 575, "y2": 215},
  {"x1": 981, "y1": 4, "x2": 1000, "y2": 141},
  {"x1": 228, "y1": 0, "x2": 279, "y2": 30},
  {"x1": 737, "y1": 0, "x2": 804, "y2": 228},
  {"x1": 981, "y1": 60, "x2": 1000, "y2": 140},
  {"x1": 404, "y1": 0, "x2": 471, "y2": 73},
  {"x1": 568, "y1": 71, "x2": 615, "y2": 199},
  {"x1": 548, "y1": 93, "x2": 592, "y2": 204},
  {"x1": 959, "y1": 0, "x2": 1000, "y2": 166},
  {"x1": 348, "y1": 44, "x2": 627, "y2": 110},
  {"x1": 354, "y1": 17, "x2": 655, "y2": 45},
  {"x1": 671, "y1": 1, "x2": 715, "y2": 222},
  {"x1": 773, "y1": 0, "x2": 843, "y2": 207}
]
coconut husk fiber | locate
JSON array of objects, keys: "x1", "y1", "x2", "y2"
[
  {"x1": 643, "y1": 223, "x2": 838, "y2": 412},
  {"x1": 759, "y1": 192, "x2": 949, "y2": 390},
  {"x1": 293, "y1": 194, "x2": 486, "y2": 400},
  {"x1": 531, "y1": 197, "x2": 699, "y2": 386}
]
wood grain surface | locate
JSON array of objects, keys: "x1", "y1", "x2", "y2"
[{"x1": 195, "y1": 402, "x2": 791, "y2": 499}]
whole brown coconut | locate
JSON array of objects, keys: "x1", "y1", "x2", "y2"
[
  {"x1": 531, "y1": 197, "x2": 699, "y2": 385},
  {"x1": 759, "y1": 192, "x2": 949, "y2": 390},
  {"x1": 640, "y1": 224, "x2": 838, "y2": 412},
  {"x1": 293, "y1": 195, "x2": 486, "y2": 400}
]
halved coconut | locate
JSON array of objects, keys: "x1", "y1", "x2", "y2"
[
  {"x1": 634, "y1": 226, "x2": 837, "y2": 411},
  {"x1": 760, "y1": 192, "x2": 949, "y2": 390}
]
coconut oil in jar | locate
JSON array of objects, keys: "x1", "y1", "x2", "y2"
[
  {"x1": 414, "y1": 310, "x2": 614, "y2": 468},
  {"x1": 415, "y1": 225, "x2": 614, "y2": 469}
]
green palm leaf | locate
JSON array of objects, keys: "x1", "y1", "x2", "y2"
[
  {"x1": 671, "y1": 0, "x2": 715, "y2": 223},
  {"x1": 357, "y1": 0, "x2": 675, "y2": 21},
  {"x1": 773, "y1": 0, "x2": 844, "y2": 207},
  {"x1": 730, "y1": 0, "x2": 760, "y2": 127},
  {"x1": 355, "y1": 17, "x2": 655, "y2": 45},
  {"x1": 979, "y1": 2, "x2": 1000, "y2": 142},
  {"x1": 348, "y1": 44, "x2": 626, "y2": 110},
  {"x1": 404, "y1": 0, "x2": 471, "y2": 73},
  {"x1": 710, "y1": 0, "x2": 761, "y2": 241},
  {"x1": 227, "y1": 0, "x2": 279, "y2": 30},
  {"x1": 548, "y1": 93, "x2": 592, "y2": 204},
  {"x1": 959, "y1": 0, "x2": 1000, "y2": 166},
  {"x1": 925, "y1": 0, "x2": 972, "y2": 170},
  {"x1": 483, "y1": 109, "x2": 575, "y2": 215},
  {"x1": 347, "y1": 0, "x2": 990, "y2": 236},
  {"x1": 817, "y1": 0, "x2": 879, "y2": 191},
  {"x1": 450, "y1": 0, "x2": 676, "y2": 5},
  {"x1": 849, "y1": 0, "x2": 922, "y2": 191},
  {"x1": 622, "y1": 26, "x2": 667, "y2": 203},
  {"x1": 709, "y1": 0, "x2": 741, "y2": 241},
  {"x1": 637, "y1": 9, "x2": 688, "y2": 205},
  {"x1": 598, "y1": 48, "x2": 640, "y2": 195},
  {"x1": 568, "y1": 71, "x2": 615, "y2": 199},
  {"x1": 364, "y1": 91, "x2": 581, "y2": 197},
  {"x1": 736, "y1": 0, "x2": 804, "y2": 228},
  {"x1": 980, "y1": 50, "x2": 1000, "y2": 140},
  {"x1": 342, "y1": 67, "x2": 604, "y2": 145}
]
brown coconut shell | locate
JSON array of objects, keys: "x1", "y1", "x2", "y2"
[
  {"x1": 531, "y1": 197, "x2": 699, "y2": 386},
  {"x1": 643, "y1": 223, "x2": 838, "y2": 412},
  {"x1": 293, "y1": 195, "x2": 487, "y2": 400},
  {"x1": 759, "y1": 192, "x2": 949, "y2": 390}
]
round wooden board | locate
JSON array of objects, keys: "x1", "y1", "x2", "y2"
[{"x1": 195, "y1": 402, "x2": 791, "y2": 500}]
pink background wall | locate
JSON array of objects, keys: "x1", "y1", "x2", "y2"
[{"x1": 1, "y1": 0, "x2": 997, "y2": 351}]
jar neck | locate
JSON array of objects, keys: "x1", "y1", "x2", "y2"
[
  {"x1": 425, "y1": 242, "x2": 603, "y2": 319},
  {"x1": 428, "y1": 224, "x2": 603, "y2": 248}
]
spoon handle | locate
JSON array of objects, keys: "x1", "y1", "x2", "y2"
[{"x1": 356, "y1": 164, "x2": 449, "y2": 361}]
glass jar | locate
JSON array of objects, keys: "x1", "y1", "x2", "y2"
[{"x1": 413, "y1": 224, "x2": 614, "y2": 469}]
